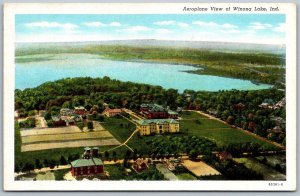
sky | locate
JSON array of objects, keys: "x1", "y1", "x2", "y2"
[{"x1": 15, "y1": 14, "x2": 286, "y2": 44}]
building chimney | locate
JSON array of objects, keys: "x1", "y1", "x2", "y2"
[
  {"x1": 83, "y1": 147, "x2": 91, "y2": 159},
  {"x1": 92, "y1": 147, "x2": 99, "y2": 157}
]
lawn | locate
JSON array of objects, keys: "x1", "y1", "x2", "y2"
[
  {"x1": 101, "y1": 116, "x2": 150, "y2": 155},
  {"x1": 176, "y1": 173, "x2": 197, "y2": 180},
  {"x1": 101, "y1": 116, "x2": 136, "y2": 143},
  {"x1": 180, "y1": 111, "x2": 278, "y2": 150}
]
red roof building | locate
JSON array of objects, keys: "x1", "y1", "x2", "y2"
[
  {"x1": 103, "y1": 108, "x2": 122, "y2": 117},
  {"x1": 70, "y1": 147, "x2": 104, "y2": 177}
]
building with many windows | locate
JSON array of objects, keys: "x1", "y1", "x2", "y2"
[
  {"x1": 140, "y1": 104, "x2": 178, "y2": 119},
  {"x1": 70, "y1": 147, "x2": 104, "y2": 177},
  {"x1": 136, "y1": 119, "x2": 180, "y2": 135}
]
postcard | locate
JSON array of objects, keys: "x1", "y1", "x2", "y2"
[{"x1": 3, "y1": 3, "x2": 297, "y2": 191}]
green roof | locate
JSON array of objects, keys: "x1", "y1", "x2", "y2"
[
  {"x1": 71, "y1": 158, "x2": 103, "y2": 168},
  {"x1": 136, "y1": 119, "x2": 179, "y2": 126},
  {"x1": 168, "y1": 110, "x2": 178, "y2": 115}
]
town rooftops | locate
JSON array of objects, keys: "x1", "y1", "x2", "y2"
[
  {"x1": 84, "y1": 147, "x2": 91, "y2": 151},
  {"x1": 104, "y1": 108, "x2": 122, "y2": 113},
  {"x1": 168, "y1": 110, "x2": 178, "y2": 115},
  {"x1": 71, "y1": 158, "x2": 103, "y2": 168},
  {"x1": 74, "y1": 106, "x2": 85, "y2": 110},
  {"x1": 141, "y1": 103, "x2": 167, "y2": 112},
  {"x1": 136, "y1": 119, "x2": 179, "y2": 125}
]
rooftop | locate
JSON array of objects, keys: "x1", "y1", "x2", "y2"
[
  {"x1": 71, "y1": 158, "x2": 103, "y2": 168},
  {"x1": 136, "y1": 119, "x2": 179, "y2": 125}
]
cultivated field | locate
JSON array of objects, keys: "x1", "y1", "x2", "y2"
[
  {"x1": 182, "y1": 160, "x2": 221, "y2": 177},
  {"x1": 22, "y1": 131, "x2": 114, "y2": 144},
  {"x1": 20, "y1": 126, "x2": 81, "y2": 136},
  {"x1": 21, "y1": 138, "x2": 121, "y2": 152},
  {"x1": 20, "y1": 124, "x2": 120, "y2": 152}
]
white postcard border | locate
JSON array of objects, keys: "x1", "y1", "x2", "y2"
[{"x1": 3, "y1": 3, "x2": 297, "y2": 191}]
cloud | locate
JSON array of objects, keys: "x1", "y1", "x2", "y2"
[
  {"x1": 122, "y1": 26, "x2": 151, "y2": 33},
  {"x1": 83, "y1": 22, "x2": 106, "y2": 27},
  {"x1": 177, "y1": 22, "x2": 189, "y2": 28},
  {"x1": 156, "y1": 28, "x2": 172, "y2": 35},
  {"x1": 109, "y1": 22, "x2": 122, "y2": 27},
  {"x1": 193, "y1": 21, "x2": 237, "y2": 29},
  {"x1": 154, "y1": 20, "x2": 189, "y2": 28},
  {"x1": 273, "y1": 23, "x2": 285, "y2": 32},
  {"x1": 248, "y1": 22, "x2": 272, "y2": 30},
  {"x1": 154, "y1": 20, "x2": 176, "y2": 25},
  {"x1": 25, "y1": 21, "x2": 78, "y2": 30},
  {"x1": 83, "y1": 21, "x2": 122, "y2": 27}
]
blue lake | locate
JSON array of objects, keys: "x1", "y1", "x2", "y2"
[{"x1": 15, "y1": 54, "x2": 273, "y2": 93}]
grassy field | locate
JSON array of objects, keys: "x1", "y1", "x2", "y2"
[
  {"x1": 22, "y1": 131, "x2": 114, "y2": 144},
  {"x1": 101, "y1": 116, "x2": 136, "y2": 143},
  {"x1": 233, "y1": 158, "x2": 286, "y2": 180},
  {"x1": 176, "y1": 173, "x2": 197, "y2": 180},
  {"x1": 180, "y1": 111, "x2": 279, "y2": 150},
  {"x1": 101, "y1": 116, "x2": 151, "y2": 154}
]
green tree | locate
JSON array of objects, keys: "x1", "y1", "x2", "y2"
[{"x1": 87, "y1": 121, "x2": 94, "y2": 131}]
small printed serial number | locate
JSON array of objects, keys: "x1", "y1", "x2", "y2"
[{"x1": 268, "y1": 182, "x2": 284, "y2": 186}]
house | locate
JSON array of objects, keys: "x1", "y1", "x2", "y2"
[
  {"x1": 233, "y1": 103, "x2": 245, "y2": 111},
  {"x1": 207, "y1": 108, "x2": 218, "y2": 116},
  {"x1": 140, "y1": 104, "x2": 178, "y2": 119},
  {"x1": 271, "y1": 116, "x2": 286, "y2": 128},
  {"x1": 133, "y1": 158, "x2": 148, "y2": 173},
  {"x1": 216, "y1": 151, "x2": 233, "y2": 161},
  {"x1": 136, "y1": 119, "x2": 180, "y2": 135},
  {"x1": 14, "y1": 111, "x2": 19, "y2": 119},
  {"x1": 103, "y1": 108, "x2": 122, "y2": 117},
  {"x1": 74, "y1": 106, "x2": 86, "y2": 115},
  {"x1": 39, "y1": 110, "x2": 46, "y2": 117},
  {"x1": 60, "y1": 108, "x2": 74, "y2": 116},
  {"x1": 259, "y1": 99, "x2": 274, "y2": 109},
  {"x1": 70, "y1": 147, "x2": 104, "y2": 177},
  {"x1": 273, "y1": 97, "x2": 286, "y2": 109},
  {"x1": 52, "y1": 116, "x2": 66, "y2": 127}
]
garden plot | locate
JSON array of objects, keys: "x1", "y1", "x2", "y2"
[
  {"x1": 21, "y1": 138, "x2": 121, "y2": 152},
  {"x1": 20, "y1": 126, "x2": 81, "y2": 137},
  {"x1": 22, "y1": 131, "x2": 114, "y2": 144}
]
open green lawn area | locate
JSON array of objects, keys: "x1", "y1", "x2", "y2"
[
  {"x1": 101, "y1": 116, "x2": 151, "y2": 155},
  {"x1": 176, "y1": 173, "x2": 197, "y2": 180},
  {"x1": 180, "y1": 111, "x2": 278, "y2": 150},
  {"x1": 101, "y1": 116, "x2": 136, "y2": 143}
]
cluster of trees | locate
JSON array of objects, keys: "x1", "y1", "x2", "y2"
[
  {"x1": 19, "y1": 117, "x2": 35, "y2": 128},
  {"x1": 18, "y1": 117, "x2": 36, "y2": 128},
  {"x1": 15, "y1": 77, "x2": 286, "y2": 146},
  {"x1": 126, "y1": 165, "x2": 164, "y2": 181},
  {"x1": 185, "y1": 89, "x2": 286, "y2": 144},
  {"x1": 224, "y1": 142, "x2": 276, "y2": 157},
  {"x1": 15, "y1": 77, "x2": 181, "y2": 113},
  {"x1": 147, "y1": 136, "x2": 218, "y2": 159},
  {"x1": 203, "y1": 155, "x2": 264, "y2": 180},
  {"x1": 14, "y1": 154, "x2": 79, "y2": 173}
]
